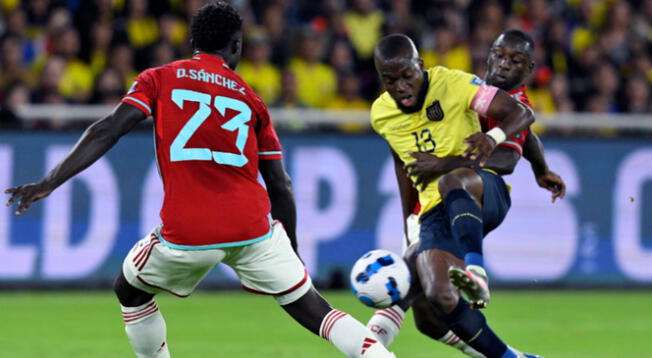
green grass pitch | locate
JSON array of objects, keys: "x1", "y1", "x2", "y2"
[{"x1": 1, "y1": 290, "x2": 650, "y2": 357}]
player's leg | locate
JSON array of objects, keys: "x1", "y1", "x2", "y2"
[
  {"x1": 411, "y1": 296, "x2": 485, "y2": 358},
  {"x1": 116, "y1": 233, "x2": 169, "y2": 358},
  {"x1": 416, "y1": 208, "x2": 525, "y2": 358},
  {"x1": 229, "y1": 222, "x2": 395, "y2": 358},
  {"x1": 438, "y1": 167, "x2": 491, "y2": 307},
  {"x1": 114, "y1": 271, "x2": 169, "y2": 358},
  {"x1": 405, "y1": 212, "x2": 483, "y2": 357},
  {"x1": 365, "y1": 233, "x2": 422, "y2": 347},
  {"x1": 366, "y1": 235, "x2": 482, "y2": 357},
  {"x1": 281, "y1": 287, "x2": 395, "y2": 357},
  {"x1": 416, "y1": 248, "x2": 519, "y2": 358},
  {"x1": 117, "y1": 228, "x2": 225, "y2": 358}
]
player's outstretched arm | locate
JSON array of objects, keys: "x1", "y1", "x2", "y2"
[
  {"x1": 4, "y1": 103, "x2": 146, "y2": 215},
  {"x1": 391, "y1": 147, "x2": 419, "y2": 236},
  {"x1": 259, "y1": 159, "x2": 298, "y2": 251},
  {"x1": 404, "y1": 151, "x2": 474, "y2": 190},
  {"x1": 522, "y1": 132, "x2": 566, "y2": 202},
  {"x1": 464, "y1": 90, "x2": 534, "y2": 166},
  {"x1": 405, "y1": 146, "x2": 519, "y2": 190}
]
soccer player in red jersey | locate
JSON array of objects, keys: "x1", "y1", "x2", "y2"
[
  {"x1": 366, "y1": 30, "x2": 564, "y2": 357},
  {"x1": 4, "y1": 3, "x2": 396, "y2": 358}
]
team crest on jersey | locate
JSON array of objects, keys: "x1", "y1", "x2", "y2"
[{"x1": 426, "y1": 100, "x2": 444, "y2": 121}]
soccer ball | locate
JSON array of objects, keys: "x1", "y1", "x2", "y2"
[{"x1": 350, "y1": 249, "x2": 411, "y2": 309}]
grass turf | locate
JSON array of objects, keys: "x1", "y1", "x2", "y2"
[{"x1": 0, "y1": 290, "x2": 650, "y2": 357}]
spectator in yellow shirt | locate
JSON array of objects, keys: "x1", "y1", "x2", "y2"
[
  {"x1": 422, "y1": 25, "x2": 472, "y2": 72},
  {"x1": 327, "y1": 72, "x2": 369, "y2": 110},
  {"x1": 108, "y1": 43, "x2": 138, "y2": 92},
  {"x1": 288, "y1": 31, "x2": 337, "y2": 108},
  {"x1": 88, "y1": 22, "x2": 113, "y2": 77},
  {"x1": 42, "y1": 26, "x2": 94, "y2": 103},
  {"x1": 328, "y1": 72, "x2": 370, "y2": 133},
  {"x1": 271, "y1": 69, "x2": 308, "y2": 132},
  {"x1": 271, "y1": 69, "x2": 307, "y2": 109},
  {"x1": 125, "y1": 0, "x2": 159, "y2": 49},
  {"x1": 238, "y1": 30, "x2": 281, "y2": 104},
  {"x1": 344, "y1": 0, "x2": 384, "y2": 60}
]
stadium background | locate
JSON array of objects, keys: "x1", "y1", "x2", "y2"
[{"x1": 1, "y1": 0, "x2": 651, "y2": 357}]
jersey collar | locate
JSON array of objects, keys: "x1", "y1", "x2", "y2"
[
  {"x1": 191, "y1": 52, "x2": 230, "y2": 68},
  {"x1": 508, "y1": 85, "x2": 527, "y2": 96}
]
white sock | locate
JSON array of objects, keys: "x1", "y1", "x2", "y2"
[
  {"x1": 438, "y1": 330, "x2": 485, "y2": 358},
  {"x1": 366, "y1": 306, "x2": 405, "y2": 346},
  {"x1": 320, "y1": 309, "x2": 395, "y2": 358},
  {"x1": 121, "y1": 300, "x2": 170, "y2": 358}
]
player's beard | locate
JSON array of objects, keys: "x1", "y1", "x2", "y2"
[{"x1": 395, "y1": 72, "x2": 429, "y2": 114}]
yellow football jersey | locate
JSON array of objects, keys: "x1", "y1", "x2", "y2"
[{"x1": 371, "y1": 66, "x2": 485, "y2": 215}]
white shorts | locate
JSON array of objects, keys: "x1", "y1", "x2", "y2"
[
  {"x1": 122, "y1": 221, "x2": 311, "y2": 304},
  {"x1": 402, "y1": 213, "x2": 421, "y2": 255}
]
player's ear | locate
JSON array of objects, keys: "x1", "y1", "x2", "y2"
[{"x1": 418, "y1": 58, "x2": 424, "y2": 70}]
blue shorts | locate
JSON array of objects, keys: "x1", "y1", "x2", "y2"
[{"x1": 417, "y1": 169, "x2": 511, "y2": 258}]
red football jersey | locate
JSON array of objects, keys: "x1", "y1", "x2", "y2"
[
  {"x1": 480, "y1": 86, "x2": 532, "y2": 155},
  {"x1": 122, "y1": 53, "x2": 283, "y2": 249}
]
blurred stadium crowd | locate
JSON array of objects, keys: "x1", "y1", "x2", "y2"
[{"x1": 0, "y1": 0, "x2": 651, "y2": 129}]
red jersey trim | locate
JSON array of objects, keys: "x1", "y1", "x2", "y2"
[
  {"x1": 241, "y1": 269, "x2": 310, "y2": 295},
  {"x1": 135, "y1": 275, "x2": 190, "y2": 298},
  {"x1": 259, "y1": 151, "x2": 283, "y2": 160},
  {"x1": 122, "y1": 97, "x2": 152, "y2": 116},
  {"x1": 500, "y1": 140, "x2": 523, "y2": 155}
]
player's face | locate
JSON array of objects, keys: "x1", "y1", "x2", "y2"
[
  {"x1": 486, "y1": 36, "x2": 533, "y2": 91},
  {"x1": 377, "y1": 57, "x2": 424, "y2": 112}
]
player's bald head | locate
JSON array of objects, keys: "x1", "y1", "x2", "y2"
[
  {"x1": 374, "y1": 34, "x2": 426, "y2": 113},
  {"x1": 374, "y1": 34, "x2": 419, "y2": 64},
  {"x1": 491, "y1": 29, "x2": 535, "y2": 60},
  {"x1": 486, "y1": 29, "x2": 535, "y2": 91}
]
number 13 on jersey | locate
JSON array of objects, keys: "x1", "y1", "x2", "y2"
[{"x1": 170, "y1": 89, "x2": 252, "y2": 167}]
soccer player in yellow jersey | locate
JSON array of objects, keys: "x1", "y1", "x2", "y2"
[{"x1": 369, "y1": 34, "x2": 539, "y2": 358}]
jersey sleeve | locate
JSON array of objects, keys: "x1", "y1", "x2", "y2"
[
  {"x1": 500, "y1": 127, "x2": 530, "y2": 155},
  {"x1": 255, "y1": 104, "x2": 283, "y2": 160},
  {"x1": 122, "y1": 69, "x2": 157, "y2": 117},
  {"x1": 445, "y1": 70, "x2": 499, "y2": 116},
  {"x1": 444, "y1": 70, "x2": 483, "y2": 109}
]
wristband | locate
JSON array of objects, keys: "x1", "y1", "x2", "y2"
[{"x1": 486, "y1": 127, "x2": 506, "y2": 145}]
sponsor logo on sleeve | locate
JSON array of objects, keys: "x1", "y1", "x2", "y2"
[{"x1": 470, "y1": 76, "x2": 485, "y2": 86}]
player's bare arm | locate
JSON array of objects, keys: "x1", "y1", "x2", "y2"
[
  {"x1": 4, "y1": 103, "x2": 146, "y2": 215},
  {"x1": 463, "y1": 90, "x2": 534, "y2": 166},
  {"x1": 390, "y1": 147, "x2": 419, "y2": 236},
  {"x1": 259, "y1": 159, "x2": 298, "y2": 251},
  {"x1": 405, "y1": 146, "x2": 521, "y2": 190},
  {"x1": 522, "y1": 131, "x2": 566, "y2": 202}
]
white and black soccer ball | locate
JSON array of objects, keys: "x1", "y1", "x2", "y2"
[{"x1": 350, "y1": 249, "x2": 411, "y2": 309}]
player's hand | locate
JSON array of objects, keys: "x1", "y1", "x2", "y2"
[
  {"x1": 404, "y1": 151, "x2": 448, "y2": 191},
  {"x1": 462, "y1": 132, "x2": 496, "y2": 167},
  {"x1": 535, "y1": 170, "x2": 566, "y2": 203},
  {"x1": 4, "y1": 182, "x2": 53, "y2": 215}
]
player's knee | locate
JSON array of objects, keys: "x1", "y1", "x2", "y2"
[
  {"x1": 438, "y1": 168, "x2": 476, "y2": 199},
  {"x1": 113, "y1": 272, "x2": 154, "y2": 307},
  {"x1": 438, "y1": 172, "x2": 464, "y2": 198},
  {"x1": 423, "y1": 284, "x2": 458, "y2": 313},
  {"x1": 113, "y1": 272, "x2": 126, "y2": 297}
]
